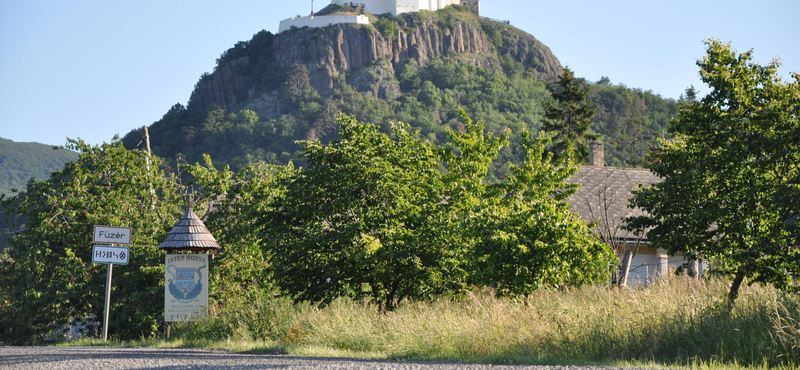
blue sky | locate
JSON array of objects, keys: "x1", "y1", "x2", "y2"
[{"x1": 1, "y1": 0, "x2": 798, "y2": 147}]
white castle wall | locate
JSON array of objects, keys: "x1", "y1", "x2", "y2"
[
  {"x1": 278, "y1": 14, "x2": 370, "y2": 33},
  {"x1": 332, "y1": 0, "x2": 463, "y2": 16},
  {"x1": 332, "y1": 0, "x2": 397, "y2": 15},
  {"x1": 280, "y1": 0, "x2": 475, "y2": 34}
]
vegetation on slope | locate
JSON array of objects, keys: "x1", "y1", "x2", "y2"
[
  {"x1": 0, "y1": 138, "x2": 78, "y2": 252},
  {"x1": 0, "y1": 138, "x2": 78, "y2": 196},
  {"x1": 122, "y1": 7, "x2": 678, "y2": 176}
]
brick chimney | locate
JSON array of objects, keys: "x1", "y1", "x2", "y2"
[{"x1": 589, "y1": 141, "x2": 604, "y2": 167}]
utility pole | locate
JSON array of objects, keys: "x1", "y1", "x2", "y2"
[
  {"x1": 143, "y1": 126, "x2": 156, "y2": 209},
  {"x1": 143, "y1": 126, "x2": 152, "y2": 157}
]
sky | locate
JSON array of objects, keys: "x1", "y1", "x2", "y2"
[{"x1": 1, "y1": 0, "x2": 798, "y2": 147}]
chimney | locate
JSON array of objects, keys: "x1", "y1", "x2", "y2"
[{"x1": 589, "y1": 141, "x2": 604, "y2": 167}]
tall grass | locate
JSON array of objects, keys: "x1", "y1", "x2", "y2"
[{"x1": 169, "y1": 277, "x2": 799, "y2": 368}]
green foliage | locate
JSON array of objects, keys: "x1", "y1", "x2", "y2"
[
  {"x1": 627, "y1": 40, "x2": 800, "y2": 304},
  {"x1": 473, "y1": 131, "x2": 614, "y2": 296},
  {"x1": 0, "y1": 139, "x2": 184, "y2": 343},
  {"x1": 264, "y1": 114, "x2": 476, "y2": 310},
  {"x1": 0, "y1": 137, "x2": 78, "y2": 197},
  {"x1": 543, "y1": 67, "x2": 598, "y2": 163},
  {"x1": 213, "y1": 30, "x2": 281, "y2": 88},
  {"x1": 189, "y1": 111, "x2": 611, "y2": 310},
  {"x1": 373, "y1": 18, "x2": 397, "y2": 40},
  {"x1": 188, "y1": 155, "x2": 292, "y2": 303},
  {"x1": 589, "y1": 82, "x2": 677, "y2": 167}
]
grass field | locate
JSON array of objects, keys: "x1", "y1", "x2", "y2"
[{"x1": 65, "y1": 277, "x2": 800, "y2": 369}]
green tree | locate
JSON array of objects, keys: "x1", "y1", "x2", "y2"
[
  {"x1": 543, "y1": 67, "x2": 599, "y2": 162},
  {"x1": 473, "y1": 130, "x2": 614, "y2": 297},
  {"x1": 627, "y1": 40, "x2": 800, "y2": 305},
  {"x1": 0, "y1": 139, "x2": 184, "y2": 344},
  {"x1": 264, "y1": 113, "x2": 502, "y2": 310},
  {"x1": 188, "y1": 155, "x2": 292, "y2": 303}
]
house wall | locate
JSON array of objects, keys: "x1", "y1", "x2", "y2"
[
  {"x1": 625, "y1": 247, "x2": 707, "y2": 286},
  {"x1": 278, "y1": 14, "x2": 370, "y2": 33}
]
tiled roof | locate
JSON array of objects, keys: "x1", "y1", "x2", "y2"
[
  {"x1": 159, "y1": 207, "x2": 221, "y2": 251},
  {"x1": 567, "y1": 166, "x2": 660, "y2": 241}
]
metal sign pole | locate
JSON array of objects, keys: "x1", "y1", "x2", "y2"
[
  {"x1": 92, "y1": 225, "x2": 131, "y2": 342},
  {"x1": 102, "y1": 263, "x2": 113, "y2": 341}
]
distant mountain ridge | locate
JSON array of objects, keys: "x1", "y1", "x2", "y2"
[
  {"x1": 0, "y1": 138, "x2": 78, "y2": 197},
  {"x1": 0, "y1": 138, "x2": 77, "y2": 253}
]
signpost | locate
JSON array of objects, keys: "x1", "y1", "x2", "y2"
[
  {"x1": 92, "y1": 227, "x2": 132, "y2": 341},
  {"x1": 93, "y1": 226, "x2": 132, "y2": 245},
  {"x1": 92, "y1": 245, "x2": 130, "y2": 265}
]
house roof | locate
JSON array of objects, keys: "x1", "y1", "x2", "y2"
[{"x1": 567, "y1": 166, "x2": 660, "y2": 241}]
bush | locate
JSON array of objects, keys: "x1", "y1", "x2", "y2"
[{"x1": 374, "y1": 18, "x2": 397, "y2": 40}]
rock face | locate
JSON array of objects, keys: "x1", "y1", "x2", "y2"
[
  {"x1": 188, "y1": 16, "x2": 563, "y2": 118},
  {"x1": 189, "y1": 57, "x2": 253, "y2": 112},
  {"x1": 271, "y1": 19, "x2": 493, "y2": 92},
  {"x1": 348, "y1": 59, "x2": 401, "y2": 99}
]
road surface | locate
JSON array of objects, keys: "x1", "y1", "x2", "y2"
[{"x1": 0, "y1": 346, "x2": 657, "y2": 370}]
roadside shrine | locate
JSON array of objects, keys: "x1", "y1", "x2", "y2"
[{"x1": 159, "y1": 200, "x2": 221, "y2": 322}]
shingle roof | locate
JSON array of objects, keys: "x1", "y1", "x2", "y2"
[
  {"x1": 567, "y1": 166, "x2": 660, "y2": 241},
  {"x1": 159, "y1": 207, "x2": 221, "y2": 252}
]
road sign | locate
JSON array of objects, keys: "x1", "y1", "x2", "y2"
[
  {"x1": 92, "y1": 245, "x2": 130, "y2": 265},
  {"x1": 93, "y1": 225, "x2": 132, "y2": 245}
]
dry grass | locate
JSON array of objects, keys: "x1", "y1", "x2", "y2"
[{"x1": 67, "y1": 277, "x2": 800, "y2": 369}]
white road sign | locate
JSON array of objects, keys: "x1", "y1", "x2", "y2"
[
  {"x1": 92, "y1": 245, "x2": 130, "y2": 265},
  {"x1": 93, "y1": 225, "x2": 132, "y2": 245}
]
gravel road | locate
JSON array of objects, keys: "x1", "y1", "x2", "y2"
[{"x1": 0, "y1": 346, "x2": 658, "y2": 370}]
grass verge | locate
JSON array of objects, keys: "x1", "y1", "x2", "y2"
[{"x1": 61, "y1": 277, "x2": 800, "y2": 369}]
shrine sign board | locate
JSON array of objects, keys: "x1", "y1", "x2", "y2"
[{"x1": 164, "y1": 254, "x2": 209, "y2": 322}]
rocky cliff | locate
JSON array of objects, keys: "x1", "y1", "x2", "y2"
[{"x1": 187, "y1": 12, "x2": 563, "y2": 120}]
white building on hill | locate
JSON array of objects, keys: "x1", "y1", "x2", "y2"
[
  {"x1": 330, "y1": 0, "x2": 479, "y2": 16},
  {"x1": 279, "y1": 0, "x2": 480, "y2": 33}
]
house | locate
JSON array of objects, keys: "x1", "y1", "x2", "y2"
[
  {"x1": 279, "y1": 0, "x2": 480, "y2": 34},
  {"x1": 567, "y1": 142, "x2": 706, "y2": 286}
]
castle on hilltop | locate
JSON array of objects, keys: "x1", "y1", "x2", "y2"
[
  {"x1": 279, "y1": 0, "x2": 480, "y2": 33},
  {"x1": 330, "y1": 0, "x2": 479, "y2": 16}
]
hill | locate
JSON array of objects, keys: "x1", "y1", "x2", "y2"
[
  {"x1": 122, "y1": 5, "x2": 678, "y2": 178},
  {"x1": 0, "y1": 138, "x2": 77, "y2": 252},
  {"x1": 0, "y1": 138, "x2": 78, "y2": 197}
]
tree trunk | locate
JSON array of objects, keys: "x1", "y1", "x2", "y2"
[
  {"x1": 617, "y1": 246, "x2": 633, "y2": 288},
  {"x1": 728, "y1": 270, "x2": 746, "y2": 308}
]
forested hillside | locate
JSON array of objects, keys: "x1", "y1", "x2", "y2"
[
  {"x1": 0, "y1": 138, "x2": 78, "y2": 196},
  {"x1": 0, "y1": 138, "x2": 76, "y2": 252},
  {"x1": 122, "y1": 5, "x2": 678, "y2": 177}
]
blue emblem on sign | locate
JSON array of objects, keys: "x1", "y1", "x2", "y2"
[{"x1": 167, "y1": 264, "x2": 206, "y2": 302}]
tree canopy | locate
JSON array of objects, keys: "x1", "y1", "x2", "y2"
[
  {"x1": 543, "y1": 67, "x2": 599, "y2": 163},
  {"x1": 627, "y1": 40, "x2": 800, "y2": 304},
  {"x1": 187, "y1": 112, "x2": 612, "y2": 311},
  {"x1": 0, "y1": 139, "x2": 184, "y2": 343},
  {"x1": 473, "y1": 130, "x2": 614, "y2": 296}
]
